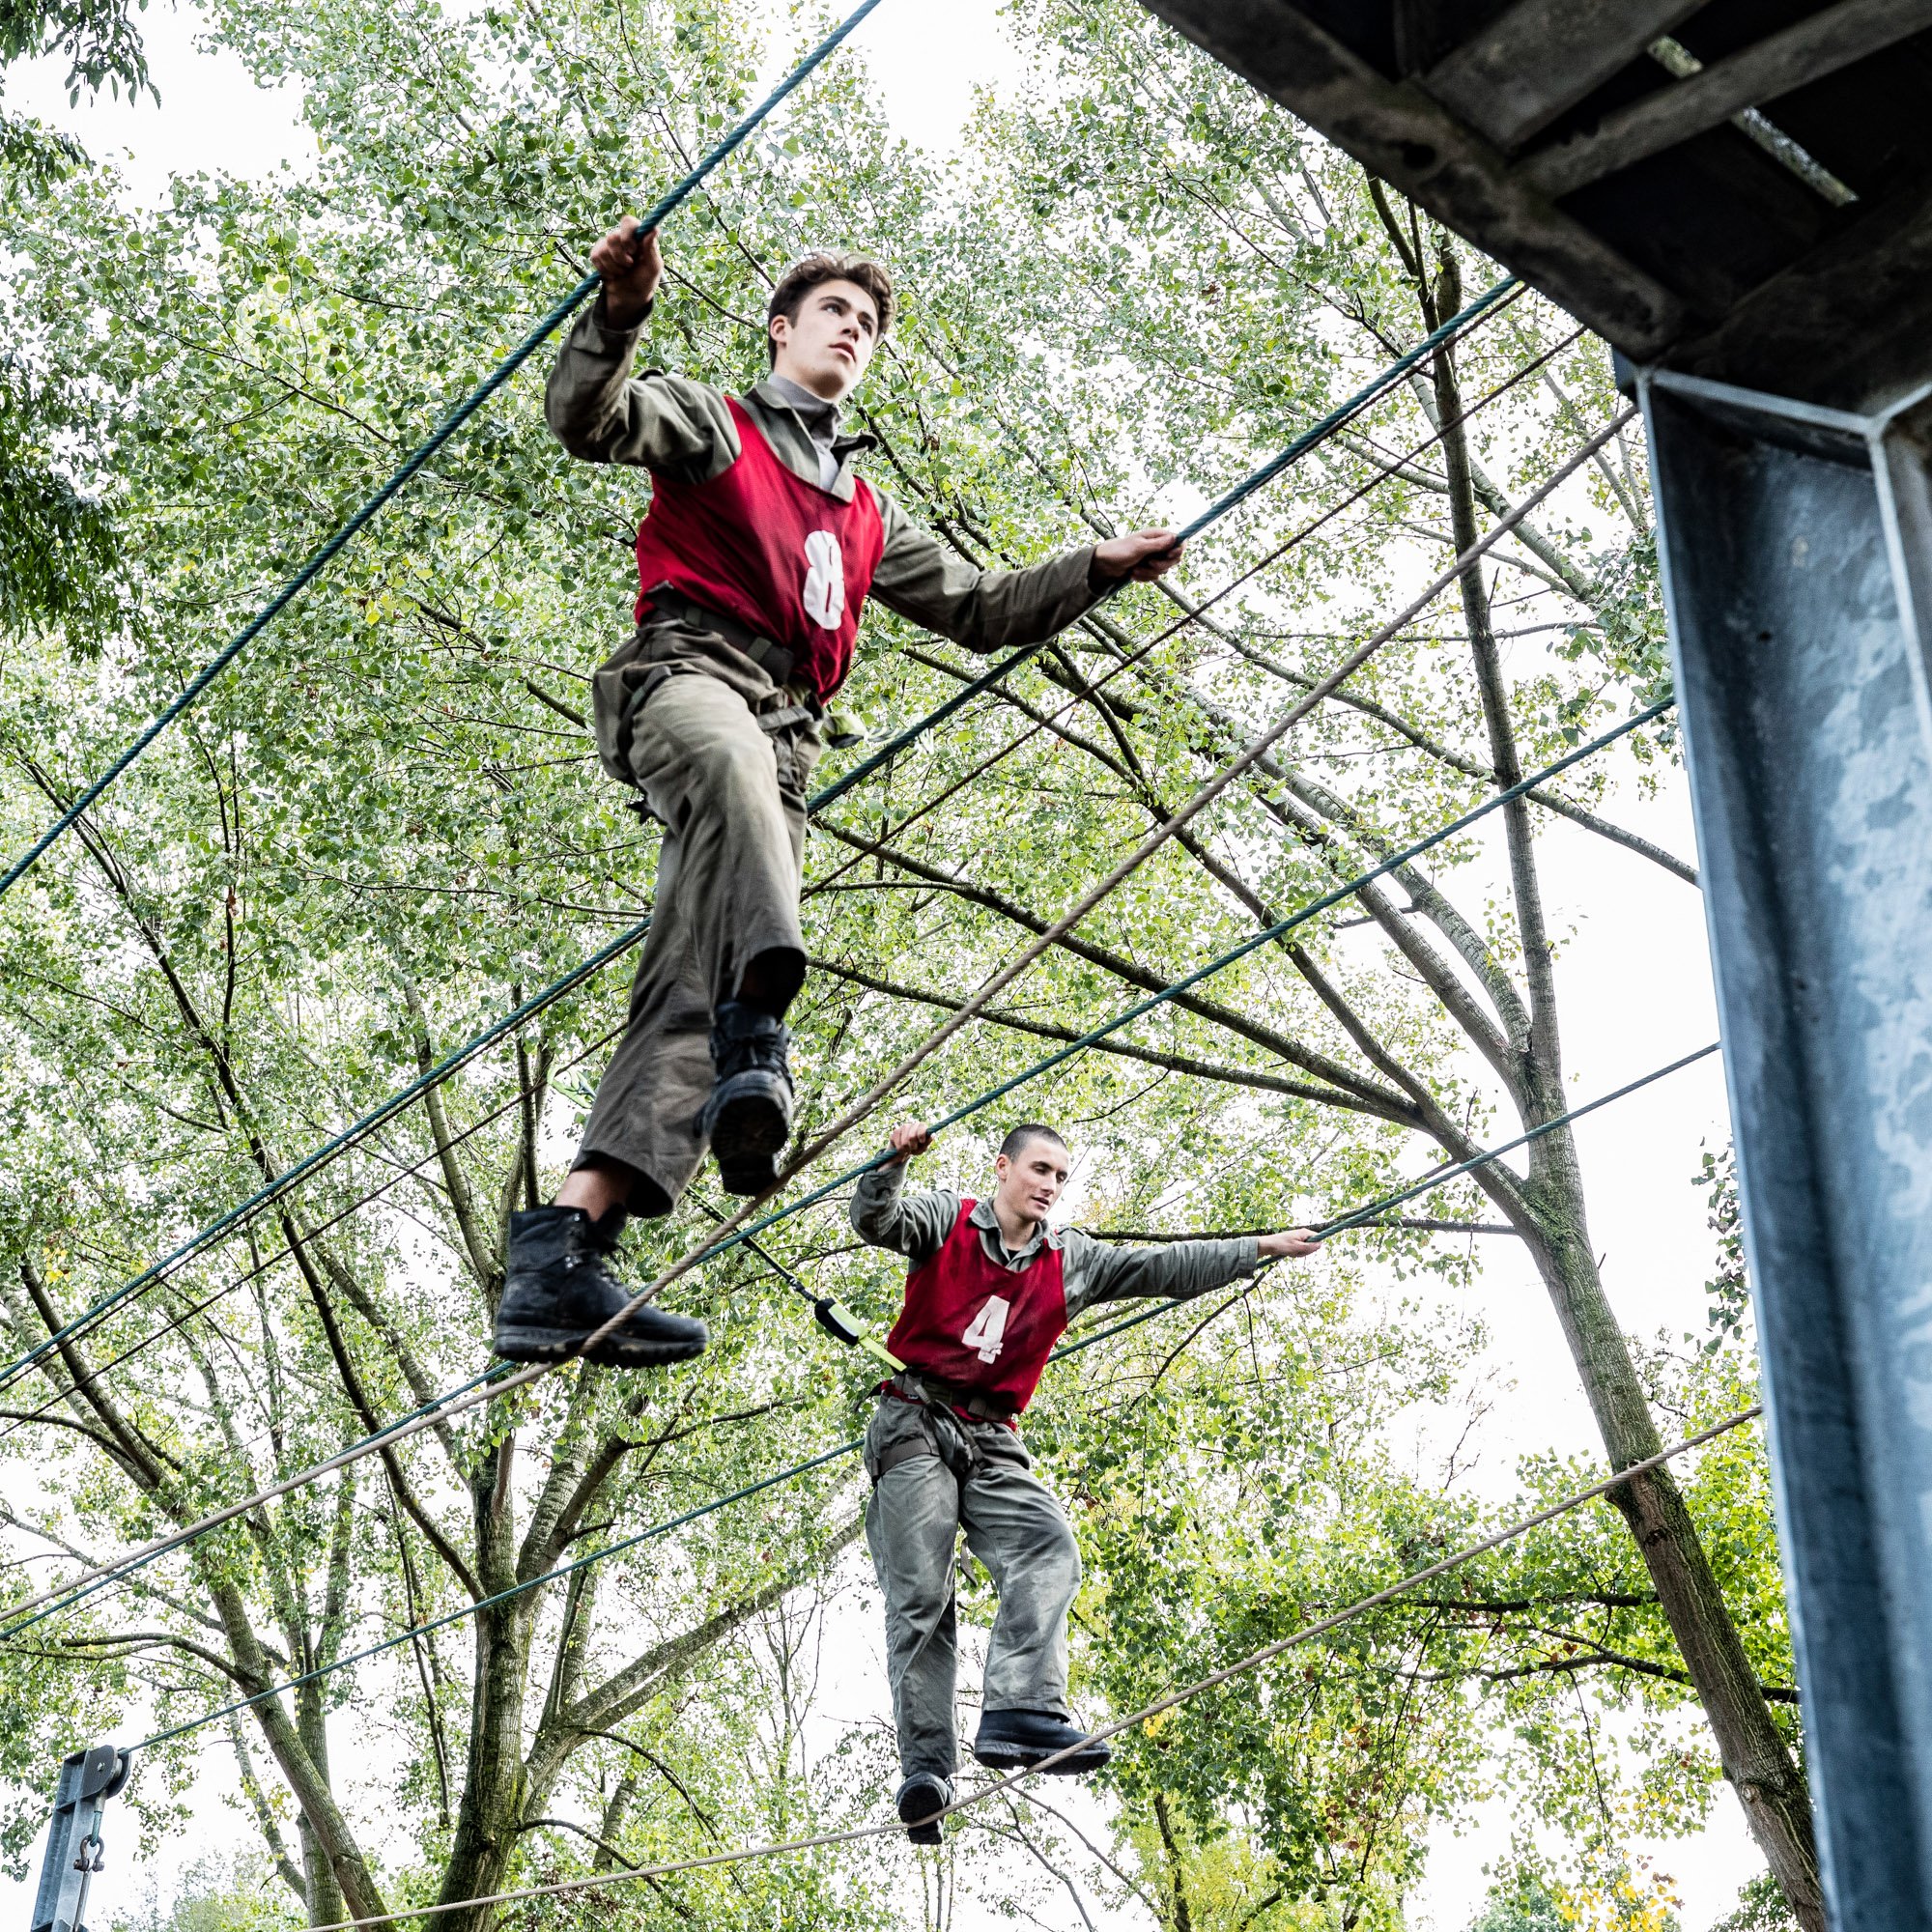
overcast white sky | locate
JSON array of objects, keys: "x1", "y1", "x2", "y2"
[{"x1": 5, "y1": 3, "x2": 1759, "y2": 1926}]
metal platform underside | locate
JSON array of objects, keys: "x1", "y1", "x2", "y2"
[{"x1": 1140, "y1": 0, "x2": 1932, "y2": 413}]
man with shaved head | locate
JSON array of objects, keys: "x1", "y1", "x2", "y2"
[{"x1": 851, "y1": 1119, "x2": 1319, "y2": 1842}]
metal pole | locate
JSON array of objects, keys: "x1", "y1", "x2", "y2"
[{"x1": 1639, "y1": 360, "x2": 1932, "y2": 1927}]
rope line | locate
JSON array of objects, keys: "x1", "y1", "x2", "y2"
[
  {"x1": 268, "y1": 1403, "x2": 1765, "y2": 1927},
  {"x1": 0, "y1": 278, "x2": 1524, "y2": 1397},
  {"x1": 112, "y1": 1033, "x2": 1716, "y2": 1752},
  {"x1": 0, "y1": 688, "x2": 1681, "y2": 1642},
  {"x1": 569, "y1": 410, "x2": 1638, "y2": 1361},
  {"x1": 0, "y1": 0, "x2": 891, "y2": 904},
  {"x1": 0, "y1": 1025, "x2": 624, "y2": 1450}
]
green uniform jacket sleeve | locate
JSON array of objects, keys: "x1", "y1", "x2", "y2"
[
  {"x1": 1061, "y1": 1230, "x2": 1261, "y2": 1319},
  {"x1": 869, "y1": 490, "x2": 1108, "y2": 654},
  {"x1": 543, "y1": 300, "x2": 739, "y2": 483},
  {"x1": 849, "y1": 1160, "x2": 962, "y2": 1269}
]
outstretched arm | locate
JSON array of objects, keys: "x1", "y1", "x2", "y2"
[
  {"x1": 1063, "y1": 1223, "x2": 1319, "y2": 1318},
  {"x1": 848, "y1": 1121, "x2": 960, "y2": 1267},
  {"x1": 868, "y1": 494, "x2": 1186, "y2": 655},
  {"x1": 543, "y1": 219, "x2": 740, "y2": 477}
]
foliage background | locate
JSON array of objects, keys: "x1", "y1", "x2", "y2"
[{"x1": 0, "y1": 2, "x2": 1788, "y2": 1927}]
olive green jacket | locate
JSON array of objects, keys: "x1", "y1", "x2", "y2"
[
  {"x1": 850, "y1": 1157, "x2": 1261, "y2": 1321},
  {"x1": 544, "y1": 298, "x2": 1106, "y2": 656}
]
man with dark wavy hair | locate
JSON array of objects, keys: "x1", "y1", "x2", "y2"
[
  {"x1": 493, "y1": 223, "x2": 1187, "y2": 1370},
  {"x1": 852, "y1": 1119, "x2": 1319, "y2": 1842}
]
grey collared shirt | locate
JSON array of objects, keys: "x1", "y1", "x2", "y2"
[
  {"x1": 849, "y1": 1157, "x2": 1261, "y2": 1321},
  {"x1": 543, "y1": 297, "x2": 1108, "y2": 657},
  {"x1": 765, "y1": 372, "x2": 841, "y2": 490}
]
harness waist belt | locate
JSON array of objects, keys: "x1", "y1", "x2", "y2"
[
  {"x1": 884, "y1": 1368, "x2": 1020, "y2": 1425},
  {"x1": 640, "y1": 584, "x2": 805, "y2": 695}
]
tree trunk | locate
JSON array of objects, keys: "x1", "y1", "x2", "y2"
[
  {"x1": 438, "y1": 1436, "x2": 534, "y2": 1932},
  {"x1": 1422, "y1": 239, "x2": 1825, "y2": 1929}
]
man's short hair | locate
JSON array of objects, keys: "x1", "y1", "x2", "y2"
[
  {"x1": 766, "y1": 252, "x2": 894, "y2": 367},
  {"x1": 999, "y1": 1123, "x2": 1066, "y2": 1163}
]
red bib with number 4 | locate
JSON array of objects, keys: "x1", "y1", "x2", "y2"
[
  {"x1": 885, "y1": 1201, "x2": 1068, "y2": 1418},
  {"x1": 631, "y1": 399, "x2": 885, "y2": 704}
]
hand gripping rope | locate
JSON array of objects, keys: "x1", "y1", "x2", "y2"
[
  {"x1": 0, "y1": 276, "x2": 1521, "y2": 1396},
  {"x1": 0, "y1": 684, "x2": 1680, "y2": 1645},
  {"x1": 0, "y1": 0, "x2": 893, "y2": 903},
  {"x1": 85, "y1": 1034, "x2": 1717, "y2": 1755}
]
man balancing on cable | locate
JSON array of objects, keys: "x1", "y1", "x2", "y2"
[
  {"x1": 492, "y1": 221, "x2": 1184, "y2": 1370},
  {"x1": 851, "y1": 1119, "x2": 1319, "y2": 1842}
]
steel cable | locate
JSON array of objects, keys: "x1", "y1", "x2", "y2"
[
  {"x1": 0, "y1": 0, "x2": 893, "y2": 902},
  {"x1": 110, "y1": 1032, "x2": 1718, "y2": 1751},
  {"x1": 0, "y1": 684, "x2": 1672, "y2": 1640},
  {"x1": 0, "y1": 278, "x2": 1523, "y2": 1397},
  {"x1": 260, "y1": 1404, "x2": 1764, "y2": 1925}
]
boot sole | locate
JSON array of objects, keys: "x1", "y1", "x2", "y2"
[
  {"x1": 972, "y1": 1741, "x2": 1112, "y2": 1776},
  {"x1": 493, "y1": 1324, "x2": 707, "y2": 1368},
  {"x1": 898, "y1": 1782, "x2": 948, "y2": 1844},
  {"x1": 708, "y1": 1089, "x2": 790, "y2": 1195}
]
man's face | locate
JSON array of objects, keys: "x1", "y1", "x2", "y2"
[
  {"x1": 993, "y1": 1135, "x2": 1070, "y2": 1227},
  {"x1": 769, "y1": 278, "x2": 881, "y2": 402}
]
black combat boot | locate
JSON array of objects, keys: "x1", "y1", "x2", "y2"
[
  {"x1": 696, "y1": 1000, "x2": 793, "y2": 1195},
  {"x1": 494, "y1": 1207, "x2": 707, "y2": 1367},
  {"x1": 972, "y1": 1709, "x2": 1112, "y2": 1775},
  {"x1": 895, "y1": 1772, "x2": 952, "y2": 1846}
]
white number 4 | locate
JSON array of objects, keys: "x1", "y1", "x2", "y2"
[{"x1": 961, "y1": 1295, "x2": 1011, "y2": 1363}]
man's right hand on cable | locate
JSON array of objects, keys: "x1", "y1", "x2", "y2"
[
  {"x1": 1258, "y1": 1227, "x2": 1321, "y2": 1259},
  {"x1": 592, "y1": 218, "x2": 663, "y2": 329},
  {"x1": 886, "y1": 1121, "x2": 933, "y2": 1162}
]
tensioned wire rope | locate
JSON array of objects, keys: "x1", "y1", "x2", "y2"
[
  {"x1": 190, "y1": 1400, "x2": 1765, "y2": 1920},
  {"x1": 74, "y1": 1035, "x2": 1718, "y2": 1753},
  {"x1": 0, "y1": 1021, "x2": 629, "y2": 1455},
  {"x1": 3, "y1": 307, "x2": 1586, "y2": 1658},
  {"x1": 0, "y1": 0, "x2": 897, "y2": 903},
  {"x1": 0, "y1": 668, "x2": 1674, "y2": 1644},
  {"x1": 0, "y1": 412, "x2": 1641, "y2": 1636},
  {"x1": 0, "y1": 274, "x2": 1524, "y2": 1400},
  {"x1": 5, "y1": 316, "x2": 1576, "y2": 1462},
  {"x1": 519, "y1": 409, "x2": 1639, "y2": 1378}
]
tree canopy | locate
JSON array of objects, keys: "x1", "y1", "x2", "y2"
[{"x1": 0, "y1": 3, "x2": 1798, "y2": 1928}]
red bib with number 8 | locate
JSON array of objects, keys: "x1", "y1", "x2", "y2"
[
  {"x1": 631, "y1": 400, "x2": 885, "y2": 704},
  {"x1": 885, "y1": 1201, "x2": 1068, "y2": 1417}
]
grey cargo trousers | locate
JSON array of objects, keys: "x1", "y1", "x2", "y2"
[
  {"x1": 864, "y1": 1392, "x2": 1083, "y2": 1780},
  {"x1": 575, "y1": 629, "x2": 822, "y2": 1214}
]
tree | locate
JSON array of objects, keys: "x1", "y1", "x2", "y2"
[
  {"x1": 0, "y1": 0, "x2": 1804, "y2": 1927},
  {"x1": 0, "y1": 0, "x2": 144, "y2": 647}
]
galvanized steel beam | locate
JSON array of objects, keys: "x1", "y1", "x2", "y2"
[{"x1": 1642, "y1": 362, "x2": 1932, "y2": 1928}]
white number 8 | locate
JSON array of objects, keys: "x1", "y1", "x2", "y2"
[
  {"x1": 961, "y1": 1295, "x2": 1011, "y2": 1363},
  {"x1": 802, "y1": 529, "x2": 845, "y2": 631}
]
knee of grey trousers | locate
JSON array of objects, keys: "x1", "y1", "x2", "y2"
[{"x1": 959, "y1": 1438, "x2": 1082, "y2": 1718}]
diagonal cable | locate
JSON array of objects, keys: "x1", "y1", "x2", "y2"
[
  {"x1": 262, "y1": 1402, "x2": 1764, "y2": 1925},
  {"x1": 110, "y1": 1030, "x2": 1716, "y2": 1749},
  {"x1": 0, "y1": 278, "x2": 1522, "y2": 1396},
  {"x1": 0, "y1": 0, "x2": 891, "y2": 902},
  {"x1": 0, "y1": 689, "x2": 1673, "y2": 1639}
]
